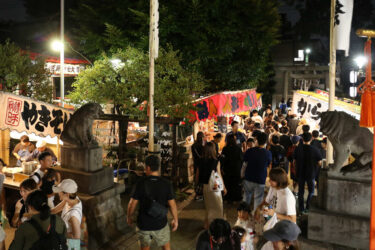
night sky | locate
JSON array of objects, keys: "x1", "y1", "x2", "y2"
[{"x1": 0, "y1": 0, "x2": 26, "y2": 21}]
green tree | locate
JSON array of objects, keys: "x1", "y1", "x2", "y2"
[
  {"x1": 68, "y1": 46, "x2": 205, "y2": 118},
  {"x1": 0, "y1": 40, "x2": 53, "y2": 102},
  {"x1": 68, "y1": 0, "x2": 280, "y2": 92}
]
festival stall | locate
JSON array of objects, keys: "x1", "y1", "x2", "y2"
[
  {"x1": 190, "y1": 89, "x2": 262, "y2": 147},
  {"x1": 0, "y1": 91, "x2": 72, "y2": 187},
  {"x1": 291, "y1": 90, "x2": 361, "y2": 130}
]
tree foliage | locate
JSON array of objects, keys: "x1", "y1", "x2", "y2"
[
  {"x1": 0, "y1": 40, "x2": 53, "y2": 102},
  {"x1": 69, "y1": 0, "x2": 280, "y2": 92},
  {"x1": 68, "y1": 46, "x2": 205, "y2": 118}
]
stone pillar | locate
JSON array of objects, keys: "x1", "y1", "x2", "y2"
[{"x1": 283, "y1": 71, "x2": 289, "y2": 101}]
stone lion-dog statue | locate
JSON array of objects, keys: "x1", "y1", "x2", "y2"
[
  {"x1": 320, "y1": 111, "x2": 373, "y2": 175},
  {"x1": 61, "y1": 103, "x2": 104, "y2": 146}
]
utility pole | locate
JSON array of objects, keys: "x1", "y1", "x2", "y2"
[
  {"x1": 60, "y1": 0, "x2": 65, "y2": 107},
  {"x1": 148, "y1": 0, "x2": 159, "y2": 153}
]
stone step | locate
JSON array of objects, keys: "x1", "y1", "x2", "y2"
[{"x1": 299, "y1": 236, "x2": 359, "y2": 250}]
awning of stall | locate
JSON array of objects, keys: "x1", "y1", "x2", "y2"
[
  {"x1": 0, "y1": 91, "x2": 73, "y2": 142},
  {"x1": 190, "y1": 89, "x2": 262, "y2": 122}
]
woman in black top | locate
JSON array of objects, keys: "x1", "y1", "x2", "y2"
[
  {"x1": 221, "y1": 134, "x2": 243, "y2": 202},
  {"x1": 200, "y1": 142, "x2": 226, "y2": 229}
]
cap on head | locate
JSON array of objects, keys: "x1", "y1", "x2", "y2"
[
  {"x1": 53, "y1": 179, "x2": 78, "y2": 194},
  {"x1": 263, "y1": 220, "x2": 301, "y2": 242}
]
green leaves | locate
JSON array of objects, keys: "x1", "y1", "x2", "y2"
[
  {"x1": 68, "y1": 46, "x2": 206, "y2": 118},
  {"x1": 0, "y1": 40, "x2": 52, "y2": 103}
]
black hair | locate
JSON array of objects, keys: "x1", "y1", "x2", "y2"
[
  {"x1": 247, "y1": 138, "x2": 255, "y2": 144},
  {"x1": 272, "y1": 123, "x2": 279, "y2": 132},
  {"x1": 195, "y1": 131, "x2": 204, "y2": 145},
  {"x1": 231, "y1": 121, "x2": 239, "y2": 127},
  {"x1": 256, "y1": 132, "x2": 268, "y2": 146},
  {"x1": 145, "y1": 155, "x2": 160, "y2": 172},
  {"x1": 312, "y1": 130, "x2": 319, "y2": 138},
  {"x1": 254, "y1": 123, "x2": 261, "y2": 129},
  {"x1": 271, "y1": 135, "x2": 280, "y2": 145},
  {"x1": 26, "y1": 190, "x2": 50, "y2": 220},
  {"x1": 252, "y1": 110, "x2": 258, "y2": 115},
  {"x1": 322, "y1": 137, "x2": 327, "y2": 144},
  {"x1": 214, "y1": 133, "x2": 222, "y2": 139},
  {"x1": 252, "y1": 130, "x2": 261, "y2": 139},
  {"x1": 302, "y1": 132, "x2": 312, "y2": 143},
  {"x1": 280, "y1": 126, "x2": 289, "y2": 135},
  {"x1": 232, "y1": 226, "x2": 246, "y2": 240},
  {"x1": 21, "y1": 178, "x2": 37, "y2": 191},
  {"x1": 38, "y1": 151, "x2": 52, "y2": 162},
  {"x1": 226, "y1": 134, "x2": 237, "y2": 147},
  {"x1": 209, "y1": 219, "x2": 231, "y2": 241},
  {"x1": 302, "y1": 125, "x2": 310, "y2": 133},
  {"x1": 237, "y1": 201, "x2": 251, "y2": 213},
  {"x1": 45, "y1": 168, "x2": 58, "y2": 180}
]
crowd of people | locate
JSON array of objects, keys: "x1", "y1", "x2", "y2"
[
  {"x1": 191, "y1": 103, "x2": 327, "y2": 249},
  {"x1": 0, "y1": 135, "x2": 84, "y2": 250}
]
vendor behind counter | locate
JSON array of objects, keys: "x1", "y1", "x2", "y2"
[
  {"x1": 25, "y1": 140, "x2": 57, "y2": 163},
  {"x1": 12, "y1": 135, "x2": 35, "y2": 167}
]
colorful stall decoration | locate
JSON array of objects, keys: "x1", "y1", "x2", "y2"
[
  {"x1": 0, "y1": 91, "x2": 72, "y2": 138},
  {"x1": 192, "y1": 89, "x2": 259, "y2": 122}
]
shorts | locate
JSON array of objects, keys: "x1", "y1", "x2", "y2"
[{"x1": 137, "y1": 224, "x2": 170, "y2": 247}]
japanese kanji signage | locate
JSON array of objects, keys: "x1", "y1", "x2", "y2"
[
  {"x1": 292, "y1": 90, "x2": 360, "y2": 130},
  {"x1": 45, "y1": 62, "x2": 85, "y2": 76},
  {"x1": 192, "y1": 89, "x2": 260, "y2": 121},
  {"x1": 0, "y1": 91, "x2": 72, "y2": 137}
]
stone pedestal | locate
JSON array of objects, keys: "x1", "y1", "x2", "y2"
[
  {"x1": 305, "y1": 169, "x2": 370, "y2": 250},
  {"x1": 55, "y1": 166, "x2": 114, "y2": 195},
  {"x1": 79, "y1": 183, "x2": 127, "y2": 250},
  {"x1": 61, "y1": 145, "x2": 102, "y2": 172}
]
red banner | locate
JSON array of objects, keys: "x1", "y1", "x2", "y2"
[{"x1": 192, "y1": 89, "x2": 258, "y2": 121}]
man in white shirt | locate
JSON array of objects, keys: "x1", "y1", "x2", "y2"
[{"x1": 30, "y1": 151, "x2": 53, "y2": 184}]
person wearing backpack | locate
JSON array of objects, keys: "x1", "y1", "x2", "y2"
[
  {"x1": 127, "y1": 155, "x2": 178, "y2": 250},
  {"x1": 269, "y1": 135, "x2": 287, "y2": 173},
  {"x1": 9, "y1": 190, "x2": 67, "y2": 250},
  {"x1": 52, "y1": 179, "x2": 82, "y2": 250}
]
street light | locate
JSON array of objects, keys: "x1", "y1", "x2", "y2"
[
  {"x1": 354, "y1": 55, "x2": 367, "y2": 69},
  {"x1": 305, "y1": 48, "x2": 311, "y2": 65},
  {"x1": 51, "y1": 40, "x2": 64, "y2": 52}
]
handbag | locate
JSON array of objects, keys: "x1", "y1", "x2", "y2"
[{"x1": 144, "y1": 179, "x2": 168, "y2": 218}]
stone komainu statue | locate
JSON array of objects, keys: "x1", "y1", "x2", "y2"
[
  {"x1": 320, "y1": 111, "x2": 373, "y2": 174},
  {"x1": 61, "y1": 103, "x2": 104, "y2": 146}
]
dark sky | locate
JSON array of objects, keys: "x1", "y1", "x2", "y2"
[{"x1": 0, "y1": 0, "x2": 26, "y2": 21}]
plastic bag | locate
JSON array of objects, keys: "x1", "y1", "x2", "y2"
[
  {"x1": 263, "y1": 213, "x2": 278, "y2": 232},
  {"x1": 209, "y1": 170, "x2": 224, "y2": 192}
]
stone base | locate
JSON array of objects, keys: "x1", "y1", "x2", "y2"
[
  {"x1": 61, "y1": 145, "x2": 102, "y2": 172},
  {"x1": 314, "y1": 169, "x2": 371, "y2": 217},
  {"x1": 55, "y1": 166, "x2": 113, "y2": 195},
  {"x1": 299, "y1": 236, "x2": 358, "y2": 250},
  {"x1": 79, "y1": 183, "x2": 127, "y2": 249},
  {"x1": 308, "y1": 209, "x2": 369, "y2": 250}
]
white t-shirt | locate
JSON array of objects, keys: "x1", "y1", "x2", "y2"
[
  {"x1": 265, "y1": 187, "x2": 296, "y2": 216},
  {"x1": 235, "y1": 218, "x2": 254, "y2": 250},
  {"x1": 251, "y1": 115, "x2": 263, "y2": 127},
  {"x1": 61, "y1": 198, "x2": 83, "y2": 233},
  {"x1": 31, "y1": 168, "x2": 45, "y2": 184}
]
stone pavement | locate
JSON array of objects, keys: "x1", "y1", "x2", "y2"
[{"x1": 107, "y1": 196, "x2": 239, "y2": 250}]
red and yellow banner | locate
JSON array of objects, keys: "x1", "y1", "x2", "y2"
[{"x1": 192, "y1": 89, "x2": 260, "y2": 121}]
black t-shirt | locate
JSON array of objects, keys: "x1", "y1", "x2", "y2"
[
  {"x1": 269, "y1": 144, "x2": 286, "y2": 168},
  {"x1": 131, "y1": 176, "x2": 175, "y2": 231},
  {"x1": 279, "y1": 135, "x2": 292, "y2": 153},
  {"x1": 293, "y1": 144, "x2": 322, "y2": 180},
  {"x1": 199, "y1": 159, "x2": 218, "y2": 184},
  {"x1": 221, "y1": 145, "x2": 243, "y2": 177}
]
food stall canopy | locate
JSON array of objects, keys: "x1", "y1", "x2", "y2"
[
  {"x1": 0, "y1": 91, "x2": 73, "y2": 138},
  {"x1": 192, "y1": 89, "x2": 261, "y2": 121},
  {"x1": 291, "y1": 90, "x2": 361, "y2": 130}
]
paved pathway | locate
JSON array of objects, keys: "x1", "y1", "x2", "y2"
[{"x1": 110, "y1": 197, "x2": 238, "y2": 250}]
